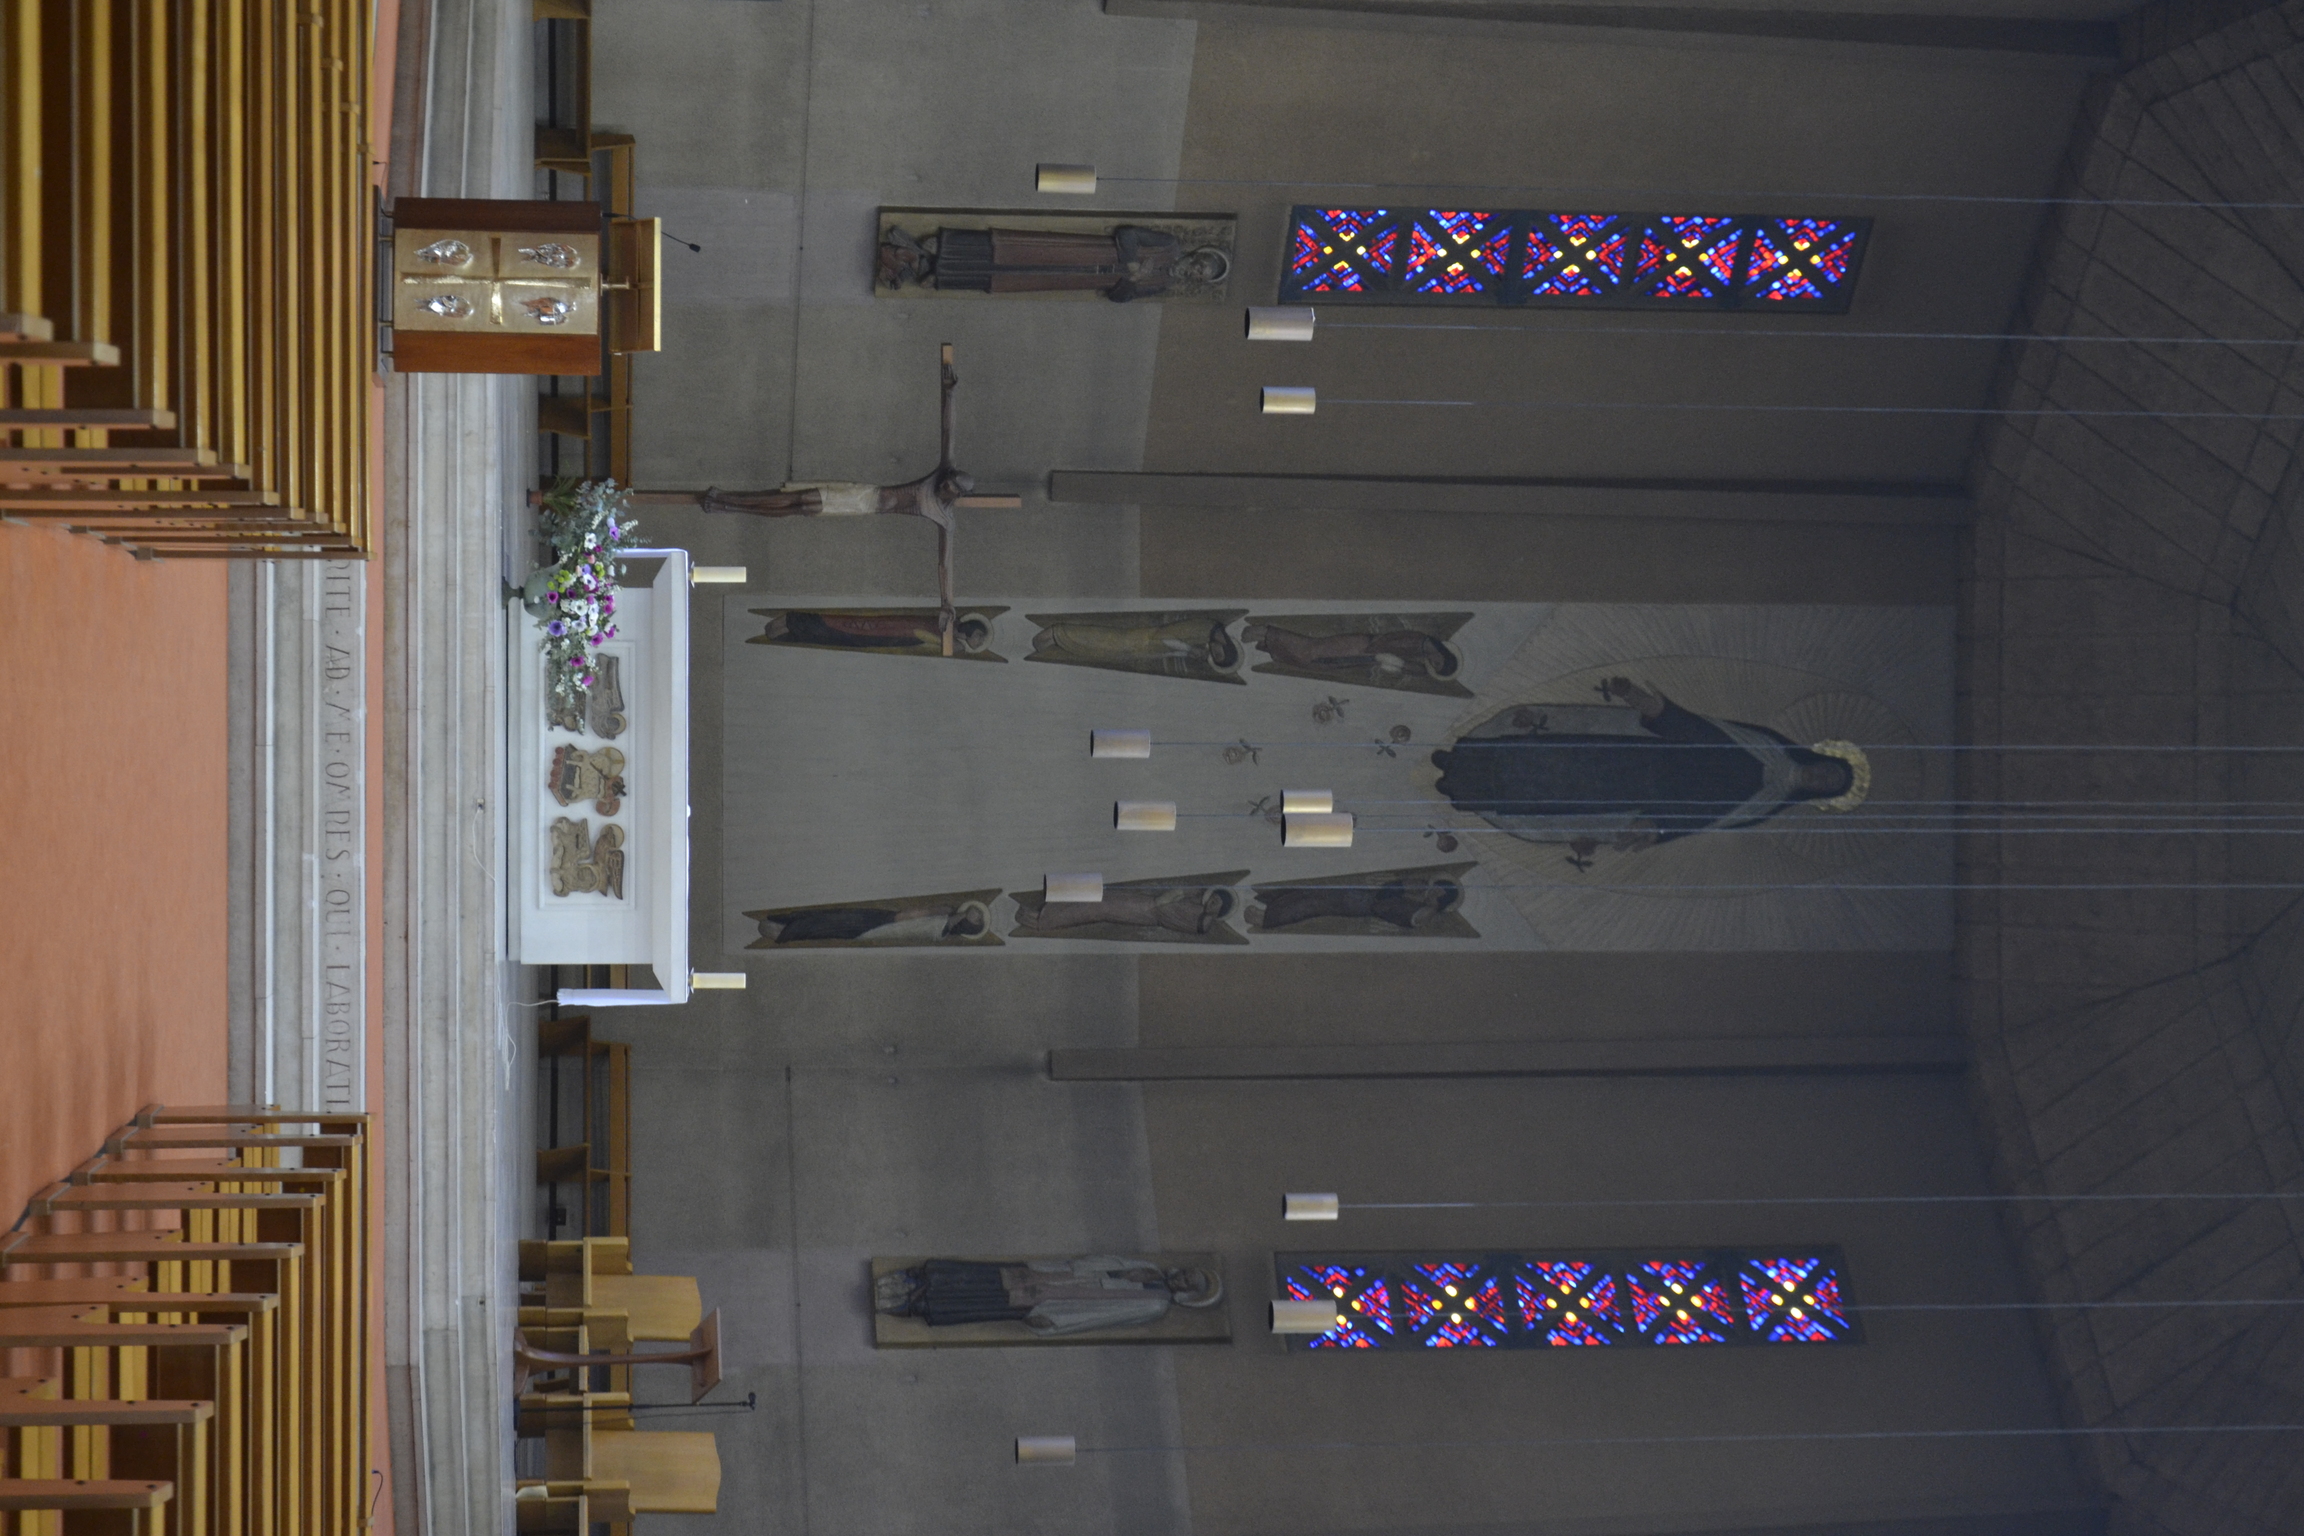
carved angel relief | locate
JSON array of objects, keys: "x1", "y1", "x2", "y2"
[
  {"x1": 550, "y1": 745, "x2": 627, "y2": 817},
  {"x1": 548, "y1": 818, "x2": 626, "y2": 899}
]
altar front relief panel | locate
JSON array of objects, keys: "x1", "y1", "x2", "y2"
[
  {"x1": 516, "y1": 550, "x2": 693, "y2": 995},
  {"x1": 722, "y1": 598, "x2": 1954, "y2": 954}
]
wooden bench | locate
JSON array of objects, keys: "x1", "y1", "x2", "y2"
[
  {"x1": 0, "y1": 1, "x2": 373, "y2": 557},
  {"x1": 0, "y1": 1104, "x2": 373, "y2": 1536}
]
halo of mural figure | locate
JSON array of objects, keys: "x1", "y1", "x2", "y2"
[{"x1": 1419, "y1": 656, "x2": 1938, "y2": 924}]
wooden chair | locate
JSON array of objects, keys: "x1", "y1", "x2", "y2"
[{"x1": 528, "y1": 1422, "x2": 718, "y2": 1517}]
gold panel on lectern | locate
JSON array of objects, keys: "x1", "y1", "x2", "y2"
[{"x1": 388, "y1": 199, "x2": 606, "y2": 374}]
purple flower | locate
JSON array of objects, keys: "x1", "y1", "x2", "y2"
[
  {"x1": 547, "y1": 620, "x2": 567, "y2": 637},
  {"x1": 546, "y1": 591, "x2": 560, "y2": 603},
  {"x1": 603, "y1": 626, "x2": 617, "y2": 638}
]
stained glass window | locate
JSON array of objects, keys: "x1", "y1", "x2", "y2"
[
  {"x1": 1737, "y1": 1254, "x2": 1855, "y2": 1343},
  {"x1": 1279, "y1": 207, "x2": 1868, "y2": 312},
  {"x1": 1279, "y1": 1249, "x2": 1858, "y2": 1351},
  {"x1": 1287, "y1": 208, "x2": 1402, "y2": 295}
]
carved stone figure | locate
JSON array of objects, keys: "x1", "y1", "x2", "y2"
[
  {"x1": 873, "y1": 1256, "x2": 1223, "y2": 1336},
  {"x1": 548, "y1": 818, "x2": 626, "y2": 899},
  {"x1": 548, "y1": 744, "x2": 627, "y2": 816},
  {"x1": 544, "y1": 653, "x2": 627, "y2": 738},
  {"x1": 878, "y1": 225, "x2": 1230, "y2": 303}
]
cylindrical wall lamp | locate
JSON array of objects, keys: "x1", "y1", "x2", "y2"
[
  {"x1": 690, "y1": 566, "x2": 749, "y2": 585},
  {"x1": 1246, "y1": 306, "x2": 1317, "y2": 342},
  {"x1": 1284, "y1": 1192, "x2": 1341, "y2": 1221},
  {"x1": 1283, "y1": 812, "x2": 1354, "y2": 848},
  {"x1": 1090, "y1": 728, "x2": 1152, "y2": 759},
  {"x1": 1045, "y1": 873, "x2": 1106, "y2": 903},
  {"x1": 1015, "y1": 1435, "x2": 1077, "y2": 1465},
  {"x1": 1281, "y1": 789, "x2": 1334, "y2": 814},
  {"x1": 1271, "y1": 1299, "x2": 1342, "y2": 1334},
  {"x1": 1115, "y1": 801, "x2": 1179, "y2": 832},
  {"x1": 1261, "y1": 386, "x2": 1317, "y2": 415},
  {"x1": 1035, "y1": 164, "x2": 1097, "y2": 195}
]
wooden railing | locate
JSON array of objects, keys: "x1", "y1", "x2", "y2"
[
  {"x1": 0, "y1": 1105, "x2": 373, "y2": 1536},
  {"x1": 0, "y1": 1, "x2": 374, "y2": 559}
]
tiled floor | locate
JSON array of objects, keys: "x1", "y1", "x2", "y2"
[{"x1": 0, "y1": 523, "x2": 230, "y2": 1224}]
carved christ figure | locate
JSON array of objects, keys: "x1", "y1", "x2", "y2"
[{"x1": 634, "y1": 345, "x2": 1019, "y2": 653}]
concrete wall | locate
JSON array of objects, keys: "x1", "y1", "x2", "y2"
[{"x1": 568, "y1": 1, "x2": 2128, "y2": 1532}]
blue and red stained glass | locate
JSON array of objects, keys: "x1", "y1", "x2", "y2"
[
  {"x1": 1737, "y1": 1255, "x2": 1853, "y2": 1343},
  {"x1": 1287, "y1": 208, "x2": 1401, "y2": 295},
  {"x1": 1737, "y1": 218, "x2": 1864, "y2": 307},
  {"x1": 1403, "y1": 212, "x2": 1514, "y2": 297},
  {"x1": 1518, "y1": 1260, "x2": 1625, "y2": 1346},
  {"x1": 1401, "y1": 1261, "x2": 1511, "y2": 1347},
  {"x1": 1283, "y1": 1262, "x2": 1395, "y2": 1348},
  {"x1": 1632, "y1": 217, "x2": 1746, "y2": 302},
  {"x1": 1522, "y1": 215, "x2": 1628, "y2": 298},
  {"x1": 1280, "y1": 207, "x2": 1865, "y2": 311},
  {"x1": 1280, "y1": 1250, "x2": 1856, "y2": 1350},
  {"x1": 1628, "y1": 1260, "x2": 1736, "y2": 1345}
]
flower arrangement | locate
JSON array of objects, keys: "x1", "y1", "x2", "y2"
[{"x1": 521, "y1": 479, "x2": 640, "y2": 712}]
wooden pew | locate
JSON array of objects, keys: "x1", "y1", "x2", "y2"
[
  {"x1": 0, "y1": 0, "x2": 373, "y2": 557},
  {"x1": 0, "y1": 1104, "x2": 374, "y2": 1536}
]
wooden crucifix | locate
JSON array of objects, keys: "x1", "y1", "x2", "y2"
[{"x1": 634, "y1": 344, "x2": 1021, "y2": 654}]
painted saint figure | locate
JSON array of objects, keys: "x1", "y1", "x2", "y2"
[
  {"x1": 1431, "y1": 678, "x2": 1869, "y2": 856},
  {"x1": 760, "y1": 610, "x2": 993, "y2": 655},
  {"x1": 1024, "y1": 611, "x2": 1245, "y2": 682},
  {"x1": 1245, "y1": 623, "x2": 1460, "y2": 685},
  {"x1": 874, "y1": 1256, "x2": 1224, "y2": 1336},
  {"x1": 1013, "y1": 885, "x2": 1235, "y2": 939},
  {"x1": 752, "y1": 899, "x2": 990, "y2": 947},
  {"x1": 1252, "y1": 875, "x2": 1464, "y2": 933}
]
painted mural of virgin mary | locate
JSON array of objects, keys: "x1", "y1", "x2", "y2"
[{"x1": 1430, "y1": 676, "x2": 1870, "y2": 855}]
